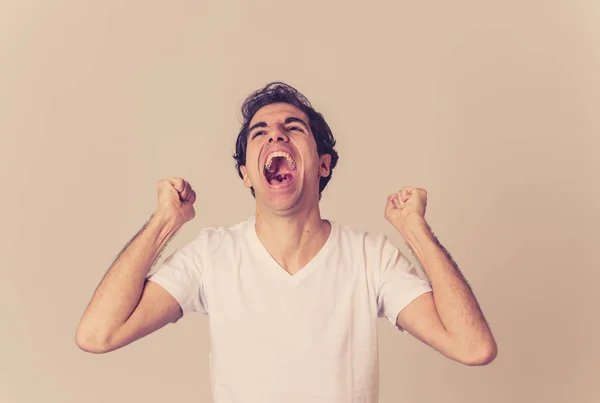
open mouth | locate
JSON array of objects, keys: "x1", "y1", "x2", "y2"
[{"x1": 263, "y1": 151, "x2": 296, "y2": 186}]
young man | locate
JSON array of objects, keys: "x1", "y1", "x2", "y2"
[{"x1": 76, "y1": 82, "x2": 497, "y2": 402}]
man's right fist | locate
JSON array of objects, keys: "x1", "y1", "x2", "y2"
[{"x1": 156, "y1": 177, "x2": 197, "y2": 224}]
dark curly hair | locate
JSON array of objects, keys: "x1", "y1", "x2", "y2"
[{"x1": 233, "y1": 82, "x2": 339, "y2": 200}]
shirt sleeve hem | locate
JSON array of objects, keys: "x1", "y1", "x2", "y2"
[
  {"x1": 388, "y1": 286, "x2": 433, "y2": 333},
  {"x1": 147, "y1": 276, "x2": 192, "y2": 316}
]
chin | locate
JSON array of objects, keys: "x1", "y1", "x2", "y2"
[
  {"x1": 263, "y1": 194, "x2": 297, "y2": 207},
  {"x1": 259, "y1": 191, "x2": 302, "y2": 210}
]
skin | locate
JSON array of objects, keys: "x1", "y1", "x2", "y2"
[
  {"x1": 240, "y1": 102, "x2": 332, "y2": 276},
  {"x1": 241, "y1": 104, "x2": 498, "y2": 365},
  {"x1": 77, "y1": 102, "x2": 497, "y2": 366},
  {"x1": 386, "y1": 189, "x2": 497, "y2": 365}
]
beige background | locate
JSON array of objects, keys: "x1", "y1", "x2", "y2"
[{"x1": 1, "y1": 1, "x2": 598, "y2": 402}]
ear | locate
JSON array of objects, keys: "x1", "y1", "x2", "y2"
[
  {"x1": 318, "y1": 154, "x2": 332, "y2": 178},
  {"x1": 240, "y1": 165, "x2": 253, "y2": 189}
]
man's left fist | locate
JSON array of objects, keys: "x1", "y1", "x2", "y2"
[{"x1": 384, "y1": 187, "x2": 428, "y2": 229}]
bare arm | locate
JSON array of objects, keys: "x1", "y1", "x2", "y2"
[
  {"x1": 384, "y1": 188, "x2": 497, "y2": 366},
  {"x1": 75, "y1": 178, "x2": 196, "y2": 353},
  {"x1": 75, "y1": 212, "x2": 182, "y2": 353},
  {"x1": 396, "y1": 217, "x2": 497, "y2": 365}
]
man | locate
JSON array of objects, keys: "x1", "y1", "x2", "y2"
[{"x1": 76, "y1": 82, "x2": 497, "y2": 402}]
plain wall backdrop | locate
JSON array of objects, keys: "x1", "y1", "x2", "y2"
[{"x1": 1, "y1": 1, "x2": 598, "y2": 402}]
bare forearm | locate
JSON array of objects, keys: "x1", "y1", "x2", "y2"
[
  {"x1": 76, "y1": 212, "x2": 180, "y2": 346},
  {"x1": 398, "y1": 217, "x2": 495, "y2": 353}
]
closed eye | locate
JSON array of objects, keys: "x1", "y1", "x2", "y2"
[{"x1": 252, "y1": 127, "x2": 303, "y2": 139}]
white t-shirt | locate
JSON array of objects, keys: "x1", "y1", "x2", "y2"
[{"x1": 147, "y1": 216, "x2": 432, "y2": 403}]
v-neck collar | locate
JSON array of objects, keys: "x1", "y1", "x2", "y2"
[{"x1": 246, "y1": 215, "x2": 336, "y2": 282}]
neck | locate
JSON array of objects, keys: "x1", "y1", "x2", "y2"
[{"x1": 254, "y1": 204, "x2": 330, "y2": 270}]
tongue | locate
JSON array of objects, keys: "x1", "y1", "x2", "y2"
[
  {"x1": 271, "y1": 173, "x2": 293, "y2": 184},
  {"x1": 266, "y1": 157, "x2": 295, "y2": 184}
]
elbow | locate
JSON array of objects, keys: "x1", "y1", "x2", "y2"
[
  {"x1": 75, "y1": 327, "x2": 111, "y2": 354},
  {"x1": 462, "y1": 339, "x2": 498, "y2": 366}
]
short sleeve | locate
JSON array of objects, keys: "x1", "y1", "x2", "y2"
[
  {"x1": 146, "y1": 236, "x2": 207, "y2": 316},
  {"x1": 376, "y1": 236, "x2": 432, "y2": 332}
]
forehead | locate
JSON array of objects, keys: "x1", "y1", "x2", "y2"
[{"x1": 249, "y1": 102, "x2": 309, "y2": 126}]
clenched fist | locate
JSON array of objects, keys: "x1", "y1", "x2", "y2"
[
  {"x1": 156, "y1": 177, "x2": 197, "y2": 225},
  {"x1": 384, "y1": 187, "x2": 427, "y2": 232}
]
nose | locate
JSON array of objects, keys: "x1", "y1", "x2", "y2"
[{"x1": 267, "y1": 125, "x2": 289, "y2": 143}]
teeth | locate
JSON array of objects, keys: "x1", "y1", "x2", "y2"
[{"x1": 265, "y1": 151, "x2": 296, "y2": 171}]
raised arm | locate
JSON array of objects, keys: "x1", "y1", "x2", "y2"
[
  {"x1": 75, "y1": 178, "x2": 196, "y2": 353},
  {"x1": 385, "y1": 188, "x2": 497, "y2": 366}
]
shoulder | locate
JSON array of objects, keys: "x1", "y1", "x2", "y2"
[
  {"x1": 190, "y1": 216, "x2": 253, "y2": 254},
  {"x1": 331, "y1": 222, "x2": 398, "y2": 283},
  {"x1": 333, "y1": 220, "x2": 389, "y2": 250}
]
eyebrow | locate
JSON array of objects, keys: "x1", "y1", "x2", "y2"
[{"x1": 248, "y1": 116, "x2": 310, "y2": 137}]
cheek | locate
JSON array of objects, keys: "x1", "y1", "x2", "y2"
[
  {"x1": 247, "y1": 154, "x2": 262, "y2": 178},
  {"x1": 308, "y1": 150, "x2": 322, "y2": 171},
  {"x1": 245, "y1": 149, "x2": 257, "y2": 168}
]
